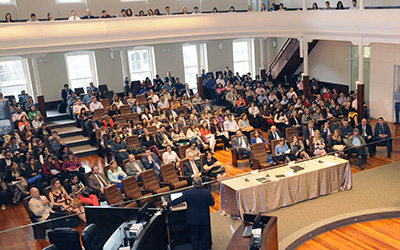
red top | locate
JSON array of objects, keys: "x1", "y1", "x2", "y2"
[
  {"x1": 43, "y1": 160, "x2": 62, "y2": 175},
  {"x1": 200, "y1": 128, "x2": 212, "y2": 141}
]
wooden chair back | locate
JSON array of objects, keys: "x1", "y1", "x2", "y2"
[
  {"x1": 104, "y1": 184, "x2": 124, "y2": 206},
  {"x1": 94, "y1": 108, "x2": 105, "y2": 119},
  {"x1": 120, "y1": 105, "x2": 131, "y2": 115}
]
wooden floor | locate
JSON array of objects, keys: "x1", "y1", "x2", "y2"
[{"x1": 1, "y1": 121, "x2": 400, "y2": 249}]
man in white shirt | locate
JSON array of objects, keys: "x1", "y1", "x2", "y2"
[
  {"x1": 349, "y1": 0, "x2": 360, "y2": 9},
  {"x1": 68, "y1": 10, "x2": 81, "y2": 21},
  {"x1": 223, "y1": 114, "x2": 239, "y2": 137},
  {"x1": 232, "y1": 131, "x2": 253, "y2": 167},
  {"x1": 27, "y1": 13, "x2": 39, "y2": 22},
  {"x1": 73, "y1": 98, "x2": 88, "y2": 116},
  {"x1": 89, "y1": 96, "x2": 104, "y2": 113},
  {"x1": 164, "y1": 6, "x2": 171, "y2": 15}
]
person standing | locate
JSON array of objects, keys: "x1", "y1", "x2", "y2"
[
  {"x1": 163, "y1": 177, "x2": 214, "y2": 250},
  {"x1": 394, "y1": 86, "x2": 400, "y2": 124}
]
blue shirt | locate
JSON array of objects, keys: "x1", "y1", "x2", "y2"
[
  {"x1": 352, "y1": 136, "x2": 361, "y2": 146},
  {"x1": 394, "y1": 91, "x2": 400, "y2": 103},
  {"x1": 275, "y1": 143, "x2": 289, "y2": 155},
  {"x1": 204, "y1": 79, "x2": 216, "y2": 89}
]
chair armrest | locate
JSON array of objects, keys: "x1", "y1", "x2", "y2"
[
  {"x1": 253, "y1": 159, "x2": 260, "y2": 170},
  {"x1": 140, "y1": 188, "x2": 153, "y2": 194},
  {"x1": 159, "y1": 182, "x2": 170, "y2": 187},
  {"x1": 178, "y1": 176, "x2": 189, "y2": 181}
]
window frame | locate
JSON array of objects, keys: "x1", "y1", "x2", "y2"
[
  {"x1": 0, "y1": 0, "x2": 15, "y2": 5},
  {"x1": 64, "y1": 51, "x2": 98, "y2": 91},
  {"x1": 127, "y1": 46, "x2": 156, "y2": 82},
  {"x1": 232, "y1": 38, "x2": 255, "y2": 76},
  {"x1": 182, "y1": 42, "x2": 208, "y2": 89},
  {"x1": 56, "y1": 0, "x2": 84, "y2": 4},
  {"x1": 0, "y1": 56, "x2": 33, "y2": 99}
]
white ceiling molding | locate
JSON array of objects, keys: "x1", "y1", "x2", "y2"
[{"x1": 0, "y1": 10, "x2": 399, "y2": 57}]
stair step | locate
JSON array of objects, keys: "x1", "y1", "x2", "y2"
[
  {"x1": 55, "y1": 127, "x2": 83, "y2": 138},
  {"x1": 63, "y1": 135, "x2": 90, "y2": 147},
  {"x1": 46, "y1": 113, "x2": 70, "y2": 122},
  {"x1": 70, "y1": 145, "x2": 98, "y2": 158},
  {"x1": 48, "y1": 120, "x2": 76, "y2": 129}
]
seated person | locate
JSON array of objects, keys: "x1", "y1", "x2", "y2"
[
  {"x1": 62, "y1": 152, "x2": 86, "y2": 184},
  {"x1": 373, "y1": 117, "x2": 392, "y2": 158},
  {"x1": 313, "y1": 130, "x2": 327, "y2": 156},
  {"x1": 171, "y1": 126, "x2": 189, "y2": 145},
  {"x1": 162, "y1": 145, "x2": 181, "y2": 170},
  {"x1": 268, "y1": 125, "x2": 284, "y2": 145},
  {"x1": 346, "y1": 128, "x2": 367, "y2": 169},
  {"x1": 6, "y1": 162, "x2": 29, "y2": 205},
  {"x1": 28, "y1": 187, "x2": 65, "y2": 227},
  {"x1": 111, "y1": 136, "x2": 129, "y2": 162},
  {"x1": 183, "y1": 152, "x2": 210, "y2": 184},
  {"x1": 290, "y1": 135, "x2": 310, "y2": 160},
  {"x1": 67, "y1": 174, "x2": 99, "y2": 206},
  {"x1": 200, "y1": 121, "x2": 216, "y2": 153},
  {"x1": 125, "y1": 154, "x2": 145, "y2": 181},
  {"x1": 48, "y1": 178, "x2": 86, "y2": 223},
  {"x1": 329, "y1": 129, "x2": 346, "y2": 157},
  {"x1": 87, "y1": 165, "x2": 111, "y2": 197},
  {"x1": 185, "y1": 142, "x2": 201, "y2": 160},
  {"x1": 232, "y1": 131, "x2": 253, "y2": 167},
  {"x1": 89, "y1": 96, "x2": 104, "y2": 113},
  {"x1": 107, "y1": 160, "x2": 127, "y2": 191},
  {"x1": 357, "y1": 118, "x2": 375, "y2": 158},
  {"x1": 274, "y1": 138, "x2": 294, "y2": 163},
  {"x1": 202, "y1": 151, "x2": 226, "y2": 181},
  {"x1": 210, "y1": 118, "x2": 229, "y2": 151},
  {"x1": 238, "y1": 113, "x2": 254, "y2": 139},
  {"x1": 141, "y1": 149, "x2": 163, "y2": 180},
  {"x1": 340, "y1": 120, "x2": 353, "y2": 138}
]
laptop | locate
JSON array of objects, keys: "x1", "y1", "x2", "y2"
[{"x1": 169, "y1": 192, "x2": 187, "y2": 211}]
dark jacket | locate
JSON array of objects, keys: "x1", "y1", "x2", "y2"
[
  {"x1": 183, "y1": 160, "x2": 203, "y2": 178},
  {"x1": 374, "y1": 123, "x2": 391, "y2": 138},
  {"x1": 141, "y1": 153, "x2": 163, "y2": 171},
  {"x1": 168, "y1": 186, "x2": 215, "y2": 225},
  {"x1": 268, "y1": 130, "x2": 284, "y2": 144},
  {"x1": 357, "y1": 123, "x2": 374, "y2": 138}
]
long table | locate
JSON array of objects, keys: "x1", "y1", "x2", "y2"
[{"x1": 220, "y1": 155, "x2": 352, "y2": 218}]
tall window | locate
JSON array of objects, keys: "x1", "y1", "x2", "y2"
[
  {"x1": 65, "y1": 52, "x2": 98, "y2": 90},
  {"x1": 0, "y1": 0, "x2": 14, "y2": 4},
  {"x1": 182, "y1": 43, "x2": 208, "y2": 89},
  {"x1": 233, "y1": 39, "x2": 255, "y2": 76},
  {"x1": 56, "y1": 0, "x2": 83, "y2": 3},
  {"x1": 0, "y1": 58, "x2": 32, "y2": 99},
  {"x1": 127, "y1": 47, "x2": 156, "y2": 81},
  {"x1": 350, "y1": 45, "x2": 370, "y2": 104}
]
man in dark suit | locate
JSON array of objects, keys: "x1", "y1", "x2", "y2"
[
  {"x1": 321, "y1": 121, "x2": 334, "y2": 143},
  {"x1": 163, "y1": 176, "x2": 214, "y2": 250},
  {"x1": 87, "y1": 165, "x2": 111, "y2": 197},
  {"x1": 268, "y1": 126, "x2": 285, "y2": 145},
  {"x1": 163, "y1": 71, "x2": 176, "y2": 85},
  {"x1": 183, "y1": 152, "x2": 210, "y2": 184},
  {"x1": 141, "y1": 149, "x2": 163, "y2": 180},
  {"x1": 374, "y1": 117, "x2": 392, "y2": 158},
  {"x1": 357, "y1": 118, "x2": 375, "y2": 157},
  {"x1": 232, "y1": 131, "x2": 253, "y2": 167},
  {"x1": 302, "y1": 121, "x2": 315, "y2": 146},
  {"x1": 146, "y1": 98, "x2": 157, "y2": 114},
  {"x1": 61, "y1": 84, "x2": 73, "y2": 102},
  {"x1": 125, "y1": 154, "x2": 145, "y2": 181},
  {"x1": 181, "y1": 83, "x2": 194, "y2": 97},
  {"x1": 155, "y1": 126, "x2": 176, "y2": 150},
  {"x1": 86, "y1": 116, "x2": 102, "y2": 145},
  {"x1": 81, "y1": 9, "x2": 95, "y2": 19}
]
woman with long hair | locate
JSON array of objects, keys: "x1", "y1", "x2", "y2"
[
  {"x1": 171, "y1": 126, "x2": 189, "y2": 145},
  {"x1": 126, "y1": 92, "x2": 136, "y2": 108},
  {"x1": 202, "y1": 151, "x2": 226, "y2": 181},
  {"x1": 274, "y1": 138, "x2": 294, "y2": 163},
  {"x1": 62, "y1": 152, "x2": 86, "y2": 183},
  {"x1": 186, "y1": 123, "x2": 207, "y2": 150},
  {"x1": 290, "y1": 135, "x2": 310, "y2": 159},
  {"x1": 25, "y1": 157, "x2": 46, "y2": 193},
  {"x1": 210, "y1": 118, "x2": 229, "y2": 151},
  {"x1": 67, "y1": 174, "x2": 99, "y2": 206},
  {"x1": 313, "y1": 130, "x2": 327, "y2": 156},
  {"x1": 4, "y1": 13, "x2": 13, "y2": 23},
  {"x1": 140, "y1": 128, "x2": 160, "y2": 155},
  {"x1": 200, "y1": 121, "x2": 216, "y2": 153},
  {"x1": 329, "y1": 129, "x2": 346, "y2": 157},
  {"x1": 6, "y1": 162, "x2": 29, "y2": 205},
  {"x1": 48, "y1": 178, "x2": 86, "y2": 223},
  {"x1": 107, "y1": 160, "x2": 127, "y2": 191},
  {"x1": 18, "y1": 115, "x2": 30, "y2": 132},
  {"x1": 111, "y1": 136, "x2": 129, "y2": 162},
  {"x1": 32, "y1": 114, "x2": 44, "y2": 130}
]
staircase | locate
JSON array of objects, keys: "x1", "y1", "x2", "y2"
[
  {"x1": 46, "y1": 111, "x2": 98, "y2": 158},
  {"x1": 269, "y1": 38, "x2": 319, "y2": 83}
]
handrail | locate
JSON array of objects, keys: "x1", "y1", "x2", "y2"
[{"x1": 268, "y1": 38, "x2": 292, "y2": 76}]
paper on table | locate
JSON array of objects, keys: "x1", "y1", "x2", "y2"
[
  {"x1": 284, "y1": 149, "x2": 291, "y2": 154},
  {"x1": 284, "y1": 171, "x2": 296, "y2": 176},
  {"x1": 11, "y1": 181, "x2": 21, "y2": 185},
  {"x1": 325, "y1": 162, "x2": 336, "y2": 166}
]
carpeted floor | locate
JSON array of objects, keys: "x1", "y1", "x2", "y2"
[{"x1": 208, "y1": 161, "x2": 400, "y2": 250}]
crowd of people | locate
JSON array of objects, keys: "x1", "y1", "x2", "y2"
[
  {"x1": 1, "y1": 1, "x2": 363, "y2": 23},
  {"x1": 0, "y1": 58, "x2": 394, "y2": 229}
]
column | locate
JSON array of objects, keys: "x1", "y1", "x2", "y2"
[
  {"x1": 303, "y1": 40, "x2": 311, "y2": 98},
  {"x1": 120, "y1": 50, "x2": 129, "y2": 81},
  {"x1": 359, "y1": 0, "x2": 365, "y2": 10},
  {"x1": 30, "y1": 57, "x2": 47, "y2": 122},
  {"x1": 303, "y1": 0, "x2": 308, "y2": 10},
  {"x1": 356, "y1": 81, "x2": 365, "y2": 121},
  {"x1": 259, "y1": 38, "x2": 266, "y2": 75},
  {"x1": 357, "y1": 41, "x2": 365, "y2": 121}
]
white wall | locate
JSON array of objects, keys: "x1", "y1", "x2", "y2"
[
  {"x1": 369, "y1": 43, "x2": 400, "y2": 122},
  {"x1": 34, "y1": 38, "x2": 261, "y2": 102},
  {"x1": 296, "y1": 40, "x2": 350, "y2": 85}
]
